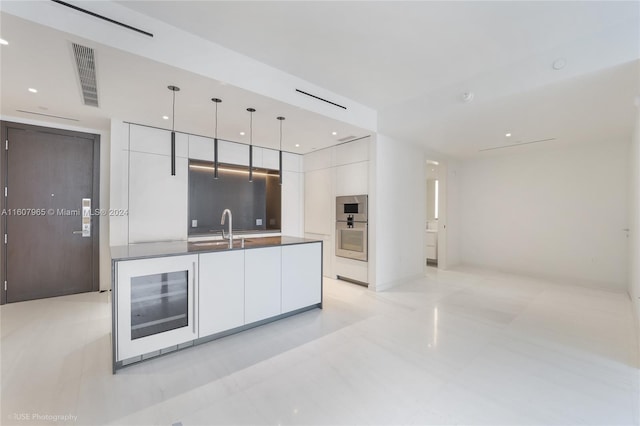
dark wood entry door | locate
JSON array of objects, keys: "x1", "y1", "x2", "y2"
[{"x1": 2, "y1": 123, "x2": 99, "y2": 303}]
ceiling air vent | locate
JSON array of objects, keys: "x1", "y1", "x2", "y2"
[{"x1": 72, "y1": 43, "x2": 99, "y2": 107}]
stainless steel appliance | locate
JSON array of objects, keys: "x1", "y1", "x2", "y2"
[{"x1": 336, "y1": 195, "x2": 368, "y2": 261}]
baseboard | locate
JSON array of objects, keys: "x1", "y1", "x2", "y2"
[{"x1": 372, "y1": 273, "x2": 424, "y2": 292}]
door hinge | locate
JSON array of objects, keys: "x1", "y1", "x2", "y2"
[
  {"x1": 4, "y1": 234, "x2": 6, "y2": 244},
  {"x1": 5, "y1": 139, "x2": 7, "y2": 150},
  {"x1": 3, "y1": 281, "x2": 6, "y2": 291},
  {"x1": 4, "y1": 187, "x2": 6, "y2": 197}
]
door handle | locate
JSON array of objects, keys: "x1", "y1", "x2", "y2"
[{"x1": 72, "y1": 230, "x2": 84, "y2": 235}]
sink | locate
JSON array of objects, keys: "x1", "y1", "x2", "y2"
[
  {"x1": 189, "y1": 236, "x2": 282, "y2": 250},
  {"x1": 191, "y1": 241, "x2": 231, "y2": 247}
]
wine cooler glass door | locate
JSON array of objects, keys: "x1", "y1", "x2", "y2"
[{"x1": 117, "y1": 255, "x2": 199, "y2": 361}]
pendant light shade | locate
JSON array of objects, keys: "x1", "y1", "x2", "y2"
[
  {"x1": 277, "y1": 116, "x2": 285, "y2": 185},
  {"x1": 168, "y1": 85, "x2": 180, "y2": 176},
  {"x1": 247, "y1": 108, "x2": 256, "y2": 182},
  {"x1": 211, "y1": 98, "x2": 222, "y2": 179}
]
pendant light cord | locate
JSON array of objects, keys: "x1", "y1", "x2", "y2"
[
  {"x1": 250, "y1": 110, "x2": 253, "y2": 146},
  {"x1": 171, "y1": 90, "x2": 176, "y2": 132},
  {"x1": 279, "y1": 119, "x2": 282, "y2": 151}
]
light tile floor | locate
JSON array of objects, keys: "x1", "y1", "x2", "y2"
[{"x1": 1, "y1": 266, "x2": 638, "y2": 425}]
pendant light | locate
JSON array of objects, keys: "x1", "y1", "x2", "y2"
[
  {"x1": 211, "y1": 98, "x2": 222, "y2": 179},
  {"x1": 168, "y1": 85, "x2": 180, "y2": 176},
  {"x1": 247, "y1": 107, "x2": 256, "y2": 182},
  {"x1": 277, "y1": 116, "x2": 285, "y2": 185}
]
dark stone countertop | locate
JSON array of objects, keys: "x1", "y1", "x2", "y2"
[{"x1": 111, "y1": 236, "x2": 322, "y2": 262}]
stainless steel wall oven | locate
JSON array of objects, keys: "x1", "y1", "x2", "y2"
[{"x1": 336, "y1": 195, "x2": 368, "y2": 262}]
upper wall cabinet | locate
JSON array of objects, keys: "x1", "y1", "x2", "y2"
[
  {"x1": 334, "y1": 138, "x2": 369, "y2": 166},
  {"x1": 262, "y1": 148, "x2": 280, "y2": 170},
  {"x1": 303, "y1": 137, "x2": 370, "y2": 172},
  {"x1": 219, "y1": 140, "x2": 250, "y2": 166},
  {"x1": 335, "y1": 162, "x2": 368, "y2": 196},
  {"x1": 130, "y1": 125, "x2": 188, "y2": 157},
  {"x1": 129, "y1": 151, "x2": 188, "y2": 243},
  {"x1": 188, "y1": 135, "x2": 214, "y2": 162},
  {"x1": 283, "y1": 152, "x2": 302, "y2": 173}
]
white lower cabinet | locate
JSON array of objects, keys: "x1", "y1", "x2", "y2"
[
  {"x1": 244, "y1": 246, "x2": 282, "y2": 324},
  {"x1": 282, "y1": 242, "x2": 322, "y2": 313},
  {"x1": 198, "y1": 250, "x2": 245, "y2": 336}
]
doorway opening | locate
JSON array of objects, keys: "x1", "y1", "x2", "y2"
[
  {"x1": 0, "y1": 121, "x2": 100, "y2": 304},
  {"x1": 424, "y1": 159, "x2": 444, "y2": 267}
]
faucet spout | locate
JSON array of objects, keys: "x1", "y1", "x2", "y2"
[{"x1": 220, "y1": 209, "x2": 233, "y2": 248}]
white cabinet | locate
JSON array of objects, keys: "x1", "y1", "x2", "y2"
[
  {"x1": 282, "y1": 242, "x2": 322, "y2": 313},
  {"x1": 128, "y1": 151, "x2": 188, "y2": 243},
  {"x1": 263, "y1": 148, "x2": 280, "y2": 170},
  {"x1": 188, "y1": 134, "x2": 214, "y2": 161},
  {"x1": 282, "y1": 171, "x2": 303, "y2": 237},
  {"x1": 334, "y1": 138, "x2": 369, "y2": 166},
  {"x1": 199, "y1": 251, "x2": 245, "y2": 336},
  {"x1": 130, "y1": 125, "x2": 188, "y2": 157},
  {"x1": 335, "y1": 162, "x2": 368, "y2": 196},
  {"x1": 219, "y1": 140, "x2": 249, "y2": 166},
  {"x1": 116, "y1": 255, "x2": 198, "y2": 361},
  {"x1": 426, "y1": 231, "x2": 438, "y2": 260},
  {"x1": 304, "y1": 168, "x2": 334, "y2": 235},
  {"x1": 245, "y1": 246, "x2": 282, "y2": 323}
]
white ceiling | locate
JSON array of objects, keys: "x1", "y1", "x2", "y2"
[
  {"x1": 2, "y1": 1, "x2": 639, "y2": 158},
  {"x1": 118, "y1": 0, "x2": 640, "y2": 157},
  {"x1": 0, "y1": 12, "x2": 370, "y2": 154}
]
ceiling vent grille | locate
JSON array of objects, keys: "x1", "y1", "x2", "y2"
[
  {"x1": 72, "y1": 43, "x2": 99, "y2": 107},
  {"x1": 338, "y1": 135, "x2": 357, "y2": 143}
]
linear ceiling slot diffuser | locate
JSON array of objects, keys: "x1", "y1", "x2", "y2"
[
  {"x1": 295, "y1": 89, "x2": 347, "y2": 110},
  {"x1": 72, "y1": 43, "x2": 99, "y2": 107},
  {"x1": 51, "y1": 0, "x2": 153, "y2": 37},
  {"x1": 16, "y1": 110, "x2": 79, "y2": 122},
  {"x1": 478, "y1": 138, "x2": 557, "y2": 152}
]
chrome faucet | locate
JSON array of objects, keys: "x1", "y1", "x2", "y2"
[{"x1": 220, "y1": 209, "x2": 233, "y2": 248}]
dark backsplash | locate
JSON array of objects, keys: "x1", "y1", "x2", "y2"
[{"x1": 188, "y1": 162, "x2": 281, "y2": 235}]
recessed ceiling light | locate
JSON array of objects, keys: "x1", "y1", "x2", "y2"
[
  {"x1": 332, "y1": 131, "x2": 337, "y2": 136},
  {"x1": 240, "y1": 132, "x2": 245, "y2": 136},
  {"x1": 0, "y1": 39, "x2": 8, "y2": 45},
  {"x1": 505, "y1": 132, "x2": 512, "y2": 137},
  {"x1": 162, "y1": 115, "x2": 169, "y2": 120},
  {"x1": 295, "y1": 144, "x2": 300, "y2": 147},
  {"x1": 28, "y1": 88, "x2": 38, "y2": 93}
]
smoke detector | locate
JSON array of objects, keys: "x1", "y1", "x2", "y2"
[
  {"x1": 461, "y1": 91, "x2": 474, "y2": 103},
  {"x1": 552, "y1": 58, "x2": 567, "y2": 70}
]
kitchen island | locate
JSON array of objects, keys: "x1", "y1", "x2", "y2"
[{"x1": 111, "y1": 236, "x2": 322, "y2": 372}]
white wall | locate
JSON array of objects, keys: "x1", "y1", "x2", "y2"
[
  {"x1": 373, "y1": 134, "x2": 426, "y2": 291},
  {"x1": 629, "y1": 110, "x2": 640, "y2": 329},
  {"x1": 458, "y1": 140, "x2": 630, "y2": 290}
]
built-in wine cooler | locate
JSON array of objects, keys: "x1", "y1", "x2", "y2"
[{"x1": 116, "y1": 254, "x2": 198, "y2": 362}]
